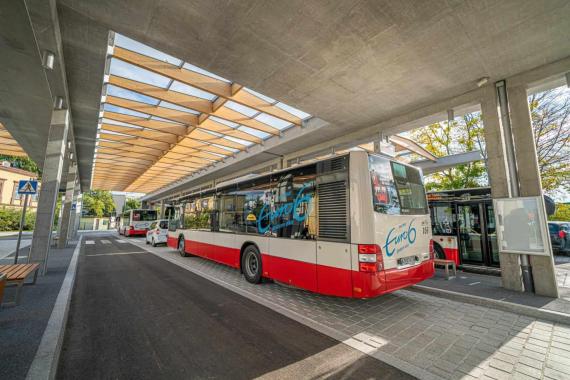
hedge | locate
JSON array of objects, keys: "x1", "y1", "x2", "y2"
[{"x1": 0, "y1": 207, "x2": 37, "y2": 231}]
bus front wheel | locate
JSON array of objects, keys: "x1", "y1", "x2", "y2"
[
  {"x1": 178, "y1": 237, "x2": 189, "y2": 257},
  {"x1": 242, "y1": 245, "x2": 262, "y2": 284}
]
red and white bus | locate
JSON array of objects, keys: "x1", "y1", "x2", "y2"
[
  {"x1": 118, "y1": 209, "x2": 158, "y2": 237},
  {"x1": 167, "y1": 151, "x2": 434, "y2": 298}
]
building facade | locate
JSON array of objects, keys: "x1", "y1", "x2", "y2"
[{"x1": 0, "y1": 163, "x2": 39, "y2": 208}]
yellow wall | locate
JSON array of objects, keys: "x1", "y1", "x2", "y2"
[{"x1": 0, "y1": 167, "x2": 39, "y2": 208}]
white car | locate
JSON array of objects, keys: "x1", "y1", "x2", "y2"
[{"x1": 146, "y1": 220, "x2": 169, "y2": 247}]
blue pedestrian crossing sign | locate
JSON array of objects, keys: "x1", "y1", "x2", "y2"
[{"x1": 17, "y1": 179, "x2": 38, "y2": 195}]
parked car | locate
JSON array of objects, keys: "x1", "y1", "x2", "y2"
[
  {"x1": 146, "y1": 220, "x2": 169, "y2": 247},
  {"x1": 548, "y1": 221, "x2": 569, "y2": 254}
]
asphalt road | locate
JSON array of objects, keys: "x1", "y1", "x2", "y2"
[{"x1": 57, "y1": 234, "x2": 412, "y2": 379}]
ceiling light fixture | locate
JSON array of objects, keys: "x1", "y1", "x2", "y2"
[
  {"x1": 476, "y1": 77, "x2": 489, "y2": 87},
  {"x1": 42, "y1": 50, "x2": 55, "y2": 70}
]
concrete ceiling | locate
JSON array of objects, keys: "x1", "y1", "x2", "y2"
[
  {"x1": 2, "y1": 1, "x2": 570, "y2": 192},
  {"x1": 56, "y1": 0, "x2": 570, "y2": 192}
]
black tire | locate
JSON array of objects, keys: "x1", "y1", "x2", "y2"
[
  {"x1": 434, "y1": 243, "x2": 446, "y2": 260},
  {"x1": 241, "y1": 245, "x2": 262, "y2": 284},
  {"x1": 178, "y1": 237, "x2": 189, "y2": 257}
]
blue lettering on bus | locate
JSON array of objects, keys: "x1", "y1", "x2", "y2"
[
  {"x1": 384, "y1": 219, "x2": 417, "y2": 257},
  {"x1": 257, "y1": 183, "x2": 313, "y2": 234}
]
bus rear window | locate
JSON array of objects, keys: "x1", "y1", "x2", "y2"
[
  {"x1": 390, "y1": 162, "x2": 428, "y2": 215},
  {"x1": 368, "y1": 155, "x2": 400, "y2": 214},
  {"x1": 133, "y1": 210, "x2": 158, "y2": 221},
  {"x1": 368, "y1": 155, "x2": 428, "y2": 215}
]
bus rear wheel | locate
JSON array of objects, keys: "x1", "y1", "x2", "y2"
[
  {"x1": 242, "y1": 245, "x2": 262, "y2": 284},
  {"x1": 178, "y1": 237, "x2": 189, "y2": 257}
]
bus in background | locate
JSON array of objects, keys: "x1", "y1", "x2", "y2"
[
  {"x1": 428, "y1": 188, "x2": 557, "y2": 271},
  {"x1": 118, "y1": 209, "x2": 158, "y2": 237},
  {"x1": 427, "y1": 188, "x2": 499, "y2": 269},
  {"x1": 167, "y1": 151, "x2": 434, "y2": 299}
]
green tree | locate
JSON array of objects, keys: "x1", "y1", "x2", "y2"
[
  {"x1": 82, "y1": 190, "x2": 115, "y2": 217},
  {"x1": 549, "y1": 204, "x2": 570, "y2": 222},
  {"x1": 0, "y1": 155, "x2": 41, "y2": 176},
  {"x1": 411, "y1": 113, "x2": 487, "y2": 191},
  {"x1": 123, "y1": 198, "x2": 141, "y2": 212},
  {"x1": 528, "y1": 88, "x2": 570, "y2": 194},
  {"x1": 410, "y1": 87, "x2": 570, "y2": 195}
]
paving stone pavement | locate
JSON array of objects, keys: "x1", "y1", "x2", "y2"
[{"x1": 124, "y1": 238, "x2": 570, "y2": 380}]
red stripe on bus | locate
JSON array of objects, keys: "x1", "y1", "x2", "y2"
[
  {"x1": 126, "y1": 229, "x2": 147, "y2": 236},
  {"x1": 166, "y1": 236, "x2": 434, "y2": 298},
  {"x1": 443, "y1": 247, "x2": 460, "y2": 265}
]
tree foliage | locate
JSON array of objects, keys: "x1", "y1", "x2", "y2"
[
  {"x1": 410, "y1": 87, "x2": 570, "y2": 195},
  {"x1": 549, "y1": 204, "x2": 570, "y2": 222},
  {"x1": 123, "y1": 198, "x2": 141, "y2": 212},
  {"x1": 0, "y1": 155, "x2": 41, "y2": 176},
  {"x1": 528, "y1": 88, "x2": 570, "y2": 194},
  {"x1": 82, "y1": 190, "x2": 115, "y2": 217},
  {"x1": 411, "y1": 113, "x2": 487, "y2": 191}
]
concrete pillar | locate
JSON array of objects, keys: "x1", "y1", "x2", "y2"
[
  {"x1": 72, "y1": 193, "x2": 83, "y2": 236},
  {"x1": 480, "y1": 86, "x2": 524, "y2": 291},
  {"x1": 507, "y1": 84, "x2": 558, "y2": 298},
  {"x1": 68, "y1": 180, "x2": 80, "y2": 240},
  {"x1": 159, "y1": 200, "x2": 165, "y2": 219},
  {"x1": 58, "y1": 163, "x2": 77, "y2": 248},
  {"x1": 29, "y1": 109, "x2": 69, "y2": 274}
]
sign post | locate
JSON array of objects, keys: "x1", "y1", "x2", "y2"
[{"x1": 14, "y1": 179, "x2": 38, "y2": 264}]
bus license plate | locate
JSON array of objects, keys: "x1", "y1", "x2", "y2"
[{"x1": 398, "y1": 256, "x2": 416, "y2": 267}]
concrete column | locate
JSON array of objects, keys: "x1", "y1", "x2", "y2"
[
  {"x1": 480, "y1": 86, "x2": 523, "y2": 291},
  {"x1": 29, "y1": 109, "x2": 69, "y2": 274},
  {"x1": 58, "y1": 163, "x2": 77, "y2": 248},
  {"x1": 159, "y1": 200, "x2": 165, "y2": 219},
  {"x1": 68, "y1": 180, "x2": 80, "y2": 240},
  {"x1": 507, "y1": 85, "x2": 558, "y2": 297},
  {"x1": 72, "y1": 193, "x2": 83, "y2": 236}
]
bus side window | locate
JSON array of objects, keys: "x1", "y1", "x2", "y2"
[{"x1": 271, "y1": 165, "x2": 317, "y2": 240}]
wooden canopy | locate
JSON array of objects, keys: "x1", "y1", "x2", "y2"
[
  {"x1": 92, "y1": 42, "x2": 309, "y2": 193},
  {"x1": 0, "y1": 123, "x2": 28, "y2": 158}
]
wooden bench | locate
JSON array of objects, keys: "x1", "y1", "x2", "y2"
[
  {"x1": 433, "y1": 259, "x2": 456, "y2": 280},
  {"x1": 0, "y1": 263, "x2": 39, "y2": 307}
]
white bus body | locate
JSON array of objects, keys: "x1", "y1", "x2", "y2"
[{"x1": 167, "y1": 151, "x2": 434, "y2": 298}]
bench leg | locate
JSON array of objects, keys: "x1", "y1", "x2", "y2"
[
  {"x1": 2, "y1": 281, "x2": 24, "y2": 307},
  {"x1": 32, "y1": 269, "x2": 38, "y2": 285},
  {"x1": 445, "y1": 265, "x2": 449, "y2": 280}
]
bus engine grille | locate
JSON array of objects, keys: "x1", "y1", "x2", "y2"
[{"x1": 318, "y1": 181, "x2": 348, "y2": 241}]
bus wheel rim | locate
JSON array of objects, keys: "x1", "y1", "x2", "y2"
[{"x1": 246, "y1": 252, "x2": 258, "y2": 277}]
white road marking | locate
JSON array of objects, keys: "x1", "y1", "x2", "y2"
[
  {"x1": 467, "y1": 282, "x2": 481, "y2": 286},
  {"x1": 116, "y1": 239, "x2": 128, "y2": 243},
  {"x1": 100, "y1": 240, "x2": 111, "y2": 244},
  {"x1": 85, "y1": 241, "x2": 95, "y2": 245},
  {"x1": 86, "y1": 251, "x2": 146, "y2": 257}
]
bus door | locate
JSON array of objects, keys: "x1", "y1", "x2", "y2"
[{"x1": 457, "y1": 201, "x2": 499, "y2": 267}]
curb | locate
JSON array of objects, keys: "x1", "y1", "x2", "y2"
[
  {"x1": 410, "y1": 284, "x2": 570, "y2": 325},
  {"x1": 26, "y1": 236, "x2": 82, "y2": 380}
]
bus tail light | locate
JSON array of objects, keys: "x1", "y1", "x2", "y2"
[
  {"x1": 358, "y1": 244, "x2": 383, "y2": 272},
  {"x1": 429, "y1": 239, "x2": 435, "y2": 260}
]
